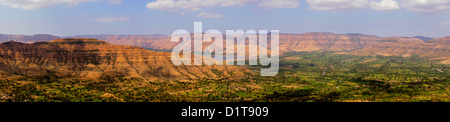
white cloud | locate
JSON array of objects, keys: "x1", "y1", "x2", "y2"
[
  {"x1": 109, "y1": 0, "x2": 123, "y2": 5},
  {"x1": 146, "y1": 0, "x2": 253, "y2": 11},
  {"x1": 95, "y1": 16, "x2": 130, "y2": 22},
  {"x1": 306, "y1": 0, "x2": 369, "y2": 11},
  {"x1": 146, "y1": 0, "x2": 301, "y2": 12},
  {"x1": 401, "y1": 0, "x2": 450, "y2": 13},
  {"x1": 438, "y1": 21, "x2": 450, "y2": 26},
  {"x1": 196, "y1": 12, "x2": 224, "y2": 18},
  {"x1": 258, "y1": 0, "x2": 301, "y2": 8},
  {"x1": 0, "y1": 0, "x2": 122, "y2": 10},
  {"x1": 370, "y1": 0, "x2": 399, "y2": 11}
]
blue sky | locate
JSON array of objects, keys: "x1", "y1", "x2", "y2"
[{"x1": 0, "y1": 0, "x2": 449, "y2": 38}]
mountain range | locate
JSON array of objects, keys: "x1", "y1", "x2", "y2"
[{"x1": 0, "y1": 33, "x2": 448, "y2": 80}]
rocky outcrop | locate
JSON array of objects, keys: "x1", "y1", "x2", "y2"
[{"x1": 67, "y1": 35, "x2": 177, "y2": 52}]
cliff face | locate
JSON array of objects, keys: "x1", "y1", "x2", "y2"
[
  {"x1": 278, "y1": 33, "x2": 380, "y2": 52},
  {"x1": 67, "y1": 35, "x2": 177, "y2": 52},
  {"x1": 344, "y1": 37, "x2": 449, "y2": 57},
  {"x1": 0, "y1": 38, "x2": 252, "y2": 80}
]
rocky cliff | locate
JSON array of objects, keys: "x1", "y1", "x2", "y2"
[{"x1": 0, "y1": 38, "x2": 252, "y2": 80}]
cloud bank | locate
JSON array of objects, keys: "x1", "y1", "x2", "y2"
[
  {"x1": 257, "y1": 0, "x2": 301, "y2": 9},
  {"x1": 306, "y1": 0, "x2": 369, "y2": 11},
  {"x1": 370, "y1": 0, "x2": 399, "y2": 11},
  {"x1": 2, "y1": 0, "x2": 449, "y2": 14},
  {"x1": 146, "y1": 0, "x2": 301, "y2": 12},
  {"x1": 0, "y1": 0, "x2": 122, "y2": 9},
  {"x1": 401, "y1": 0, "x2": 450, "y2": 13}
]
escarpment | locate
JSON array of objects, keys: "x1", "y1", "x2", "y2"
[{"x1": 0, "y1": 38, "x2": 253, "y2": 80}]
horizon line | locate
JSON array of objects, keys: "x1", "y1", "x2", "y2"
[{"x1": 0, "y1": 32, "x2": 447, "y2": 39}]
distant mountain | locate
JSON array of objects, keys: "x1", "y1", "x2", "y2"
[
  {"x1": 277, "y1": 33, "x2": 449, "y2": 64},
  {"x1": 63, "y1": 34, "x2": 168, "y2": 39},
  {"x1": 0, "y1": 34, "x2": 59, "y2": 43},
  {"x1": 64, "y1": 33, "x2": 450, "y2": 64},
  {"x1": 0, "y1": 38, "x2": 252, "y2": 80},
  {"x1": 413, "y1": 36, "x2": 434, "y2": 42}
]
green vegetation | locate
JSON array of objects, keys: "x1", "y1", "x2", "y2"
[{"x1": 0, "y1": 52, "x2": 448, "y2": 102}]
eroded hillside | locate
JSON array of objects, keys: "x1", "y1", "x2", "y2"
[{"x1": 0, "y1": 38, "x2": 252, "y2": 80}]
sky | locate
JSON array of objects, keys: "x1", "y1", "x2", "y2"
[{"x1": 0, "y1": 0, "x2": 449, "y2": 38}]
